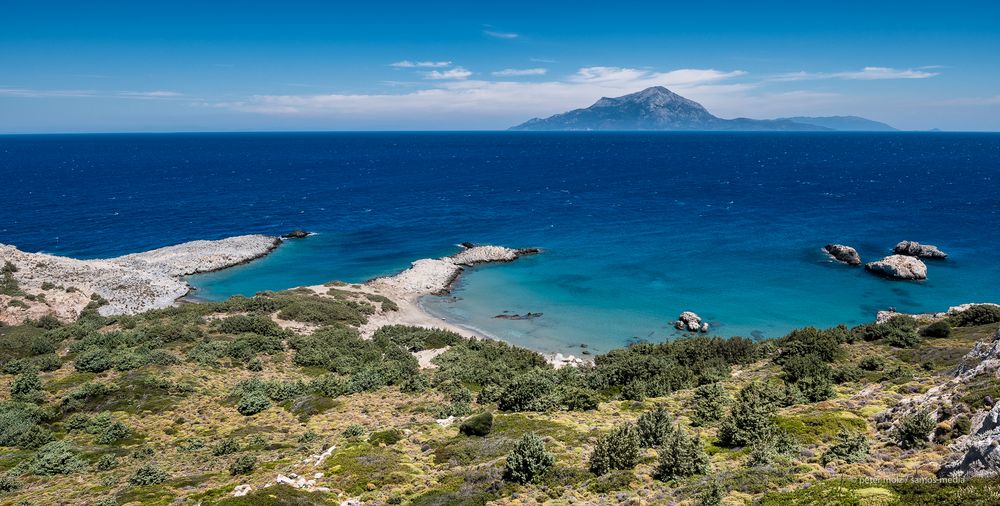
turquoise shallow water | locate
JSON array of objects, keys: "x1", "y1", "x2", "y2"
[{"x1": 3, "y1": 132, "x2": 999, "y2": 356}]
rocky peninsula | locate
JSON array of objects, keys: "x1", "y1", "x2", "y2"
[{"x1": 0, "y1": 235, "x2": 280, "y2": 324}]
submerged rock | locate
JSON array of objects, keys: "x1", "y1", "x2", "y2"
[
  {"x1": 824, "y1": 244, "x2": 861, "y2": 265},
  {"x1": 494, "y1": 312, "x2": 543, "y2": 320},
  {"x1": 674, "y1": 311, "x2": 709, "y2": 333},
  {"x1": 894, "y1": 240, "x2": 947, "y2": 259},
  {"x1": 865, "y1": 255, "x2": 928, "y2": 280}
]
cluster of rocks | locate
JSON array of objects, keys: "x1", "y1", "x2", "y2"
[
  {"x1": 674, "y1": 311, "x2": 709, "y2": 333},
  {"x1": 823, "y1": 240, "x2": 949, "y2": 281},
  {"x1": 877, "y1": 324, "x2": 1000, "y2": 478}
]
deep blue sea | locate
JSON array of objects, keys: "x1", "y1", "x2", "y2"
[{"x1": 2, "y1": 132, "x2": 999, "y2": 355}]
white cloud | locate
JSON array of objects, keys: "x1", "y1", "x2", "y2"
[
  {"x1": 390, "y1": 60, "x2": 452, "y2": 68},
  {"x1": 212, "y1": 66, "x2": 759, "y2": 123},
  {"x1": 492, "y1": 68, "x2": 547, "y2": 77},
  {"x1": 484, "y1": 30, "x2": 518, "y2": 39},
  {"x1": 772, "y1": 66, "x2": 939, "y2": 81},
  {"x1": 936, "y1": 95, "x2": 1000, "y2": 106},
  {"x1": 422, "y1": 67, "x2": 473, "y2": 80},
  {"x1": 119, "y1": 90, "x2": 183, "y2": 98},
  {"x1": 0, "y1": 88, "x2": 97, "y2": 98}
]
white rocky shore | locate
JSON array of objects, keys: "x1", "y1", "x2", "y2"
[{"x1": 0, "y1": 235, "x2": 280, "y2": 324}]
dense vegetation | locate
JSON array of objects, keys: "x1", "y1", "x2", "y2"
[{"x1": 0, "y1": 288, "x2": 997, "y2": 505}]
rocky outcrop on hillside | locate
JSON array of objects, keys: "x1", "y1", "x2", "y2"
[
  {"x1": 894, "y1": 241, "x2": 948, "y2": 259},
  {"x1": 824, "y1": 244, "x2": 862, "y2": 265},
  {"x1": 865, "y1": 255, "x2": 928, "y2": 280}
]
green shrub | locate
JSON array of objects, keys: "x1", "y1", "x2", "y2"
[
  {"x1": 859, "y1": 356, "x2": 884, "y2": 371},
  {"x1": 30, "y1": 440, "x2": 86, "y2": 475},
  {"x1": 897, "y1": 410, "x2": 935, "y2": 449},
  {"x1": 368, "y1": 429, "x2": 403, "y2": 446},
  {"x1": 691, "y1": 383, "x2": 728, "y2": 426},
  {"x1": 343, "y1": 424, "x2": 365, "y2": 438},
  {"x1": 0, "y1": 262, "x2": 22, "y2": 296},
  {"x1": 459, "y1": 412, "x2": 494, "y2": 437},
  {"x1": 213, "y1": 438, "x2": 242, "y2": 456},
  {"x1": 0, "y1": 472, "x2": 22, "y2": 493},
  {"x1": 96, "y1": 420, "x2": 131, "y2": 444},
  {"x1": 0, "y1": 402, "x2": 53, "y2": 449},
  {"x1": 821, "y1": 429, "x2": 870, "y2": 465},
  {"x1": 497, "y1": 371, "x2": 556, "y2": 412},
  {"x1": 698, "y1": 480, "x2": 725, "y2": 506},
  {"x1": 217, "y1": 314, "x2": 286, "y2": 337},
  {"x1": 399, "y1": 374, "x2": 429, "y2": 394},
  {"x1": 95, "y1": 454, "x2": 118, "y2": 471},
  {"x1": 745, "y1": 429, "x2": 798, "y2": 468},
  {"x1": 589, "y1": 423, "x2": 641, "y2": 476},
  {"x1": 229, "y1": 455, "x2": 256, "y2": 476},
  {"x1": 310, "y1": 374, "x2": 347, "y2": 397},
  {"x1": 620, "y1": 380, "x2": 646, "y2": 401},
  {"x1": 637, "y1": 404, "x2": 674, "y2": 448},
  {"x1": 950, "y1": 305, "x2": 1000, "y2": 327},
  {"x1": 717, "y1": 382, "x2": 780, "y2": 447},
  {"x1": 832, "y1": 365, "x2": 863, "y2": 384},
  {"x1": 129, "y1": 463, "x2": 167, "y2": 486},
  {"x1": 10, "y1": 370, "x2": 43, "y2": 402},
  {"x1": 373, "y1": 325, "x2": 462, "y2": 351},
  {"x1": 654, "y1": 426, "x2": 709, "y2": 480},
  {"x1": 236, "y1": 391, "x2": 271, "y2": 416},
  {"x1": 226, "y1": 333, "x2": 284, "y2": 361},
  {"x1": 74, "y1": 348, "x2": 114, "y2": 373},
  {"x1": 559, "y1": 386, "x2": 600, "y2": 411},
  {"x1": 921, "y1": 320, "x2": 952, "y2": 338},
  {"x1": 776, "y1": 326, "x2": 845, "y2": 364},
  {"x1": 503, "y1": 432, "x2": 554, "y2": 484}
]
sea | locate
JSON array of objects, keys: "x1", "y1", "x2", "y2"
[{"x1": 2, "y1": 132, "x2": 998, "y2": 355}]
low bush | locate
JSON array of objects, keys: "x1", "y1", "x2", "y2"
[
  {"x1": 343, "y1": 424, "x2": 365, "y2": 438},
  {"x1": 717, "y1": 382, "x2": 781, "y2": 447},
  {"x1": 504, "y1": 432, "x2": 554, "y2": 484},
  {"x1": 74, "y1": 348, "x2": 114, "y2": 373},
  {"x1": 691, "y1": 383, "x2": 728, "y2": 426},
  {"x1": 368, "y1": 429, "x2": 404, "y2": 446},
  {"x1": 897, "y1": 410, "x2": 935, "y2": 449},
  {"x1": 459, "y1": 412, "x2": 494, "y2": 437},
  {"x1": 95, "y1": 454, "x2": 118, "y2": 471},
  {"x1": 10, "y1": 370, "x2": 43, "y2": 402},
  {"x1": 637, "y1": 404, "x2": 674, "y2": 447},
  {"x1": 30, "y1": 440, "x2": 86, "y2": 475},
  {"x1": 373, "y1": 325, "x2": 462, "y2": 351},
  {"x1": 921, "y1": 320, "x2": 952, "y2": 338},
  {"x1": 229, "y1": 455, "x2": 256, "y2": 476},
  {"x1": 129, "y1": 463, "x2": 168, "y2": 486},
  {"x1": 217, "y1": 314, "x2": 286, "y2": 337},
  {"x1": 589, "y1": 423, "x2": 641, "y2": 476},
  {"x1": 821, "y1": 429, "x2": 870, "y2": 465},
  {"x1": 213, "y1": 438, "x2": 242, "y2": 456},
  {"x1": 950, "y1": 305, "x2": 1000, "y2": 327},
  {"x1": 237, "y1": 391, "x2": 271, "y2": 416},
  {"x1": 654, "y1": 426, "x2": 709, "y2": 481}
]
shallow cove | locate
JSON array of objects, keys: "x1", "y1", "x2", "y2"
[{"x1": 3, "y1": 132, "x2": 999, "y2": 356}]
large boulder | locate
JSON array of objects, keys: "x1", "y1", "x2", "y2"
[
  {"x1": 940, "y1": 401, "x2": 1000, "y2": 478},
  {"x1": 674, "y1": 311, "x2": 709, "y2": 333},
  {"x1": 865, "y1": 255, "x2": 928, "y2": 280},
  {"x1": 824, "y1": 244, "x2": 861, "y2": 266},
  {"x1": 894, "y1": 240, "x2": 947, "y2": 259}
]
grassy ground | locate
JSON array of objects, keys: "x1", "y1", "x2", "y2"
[{"x1": 0, "y1": 291, "x2": 997, "y2": 505}]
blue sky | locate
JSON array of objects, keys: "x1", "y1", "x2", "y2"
[{"x1": 2, "y1": 1, "x2": 999, "y2": 132}]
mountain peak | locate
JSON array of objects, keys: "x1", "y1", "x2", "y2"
[{"x1": 510, "y1": 87, "x2": 889, "y2": 132}]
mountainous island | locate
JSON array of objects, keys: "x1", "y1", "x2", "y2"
[{"x1": 510, "y1": 87, "x2": 896, "y2": 132}]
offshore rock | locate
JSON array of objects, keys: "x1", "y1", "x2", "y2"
[
  {"x1": 283, "y1": 230, "x2": 311, "y2": 239},
  {"x1": 824, "y1": 244, "x2": 862, "y2": 265},
  {"x1": 894, "y1": 240, "x2": 947, "y2": 259},
  {"x1": 675, "y1": 311, "x2": 708, "y2": 333},
  {"x1": 865, "y1": 255, "x2": 928, "y2": 280}
]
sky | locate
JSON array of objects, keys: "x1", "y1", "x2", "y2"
[{"x1": 2, "y1": 1, "x2": 999, "y2": 132}]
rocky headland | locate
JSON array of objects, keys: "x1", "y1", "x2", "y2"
[{"x1": 0, "y1": 235, "x2": 280, "y2": 324}]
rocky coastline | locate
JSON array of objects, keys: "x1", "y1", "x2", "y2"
[{"x1": 0, "y1": 235, "x2": 281, "y2": 324}]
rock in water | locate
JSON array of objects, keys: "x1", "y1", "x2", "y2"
[
  {"x1": 283, "y1": 230, "x2": 311, "y2": 239},
  {"x1": 865, "y1": 255, "x2": 928, "y2": 280},
  {"x1": 893, "y1": 240, "x2": 947, "y2": 259},
  {"x1": 824, "y1": 244, "x2": 861, "y2": 265},
  {"x1": 674, "y1": 311, "x2": 708, "y2": 333}
]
